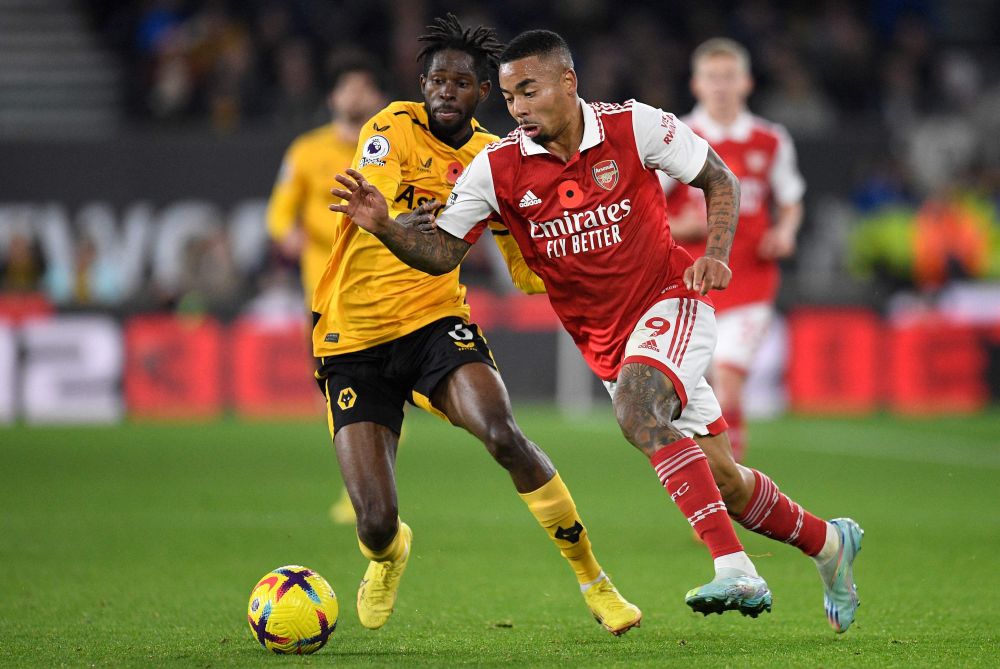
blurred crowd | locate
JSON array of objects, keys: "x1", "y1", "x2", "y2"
[
  {"x1": 81, "y1": 1, "x2": 999, "y2": 139},
  {"x1": 2, "y1": 0, "x2": 999, "y2": 316},
  {"x1": 847, "y1": 164, "x2": 1000, "y2": 294},
  {"x1": 0, "y1": 199, "x2": 512, "y2": 319}
]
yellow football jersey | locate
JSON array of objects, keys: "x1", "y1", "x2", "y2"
[
  {"x1": 266, "y1": 123, "x2": 357, "y2": 301},
  {"x1": 312, "y1": 101, "x2": 543, "y2": 357}
]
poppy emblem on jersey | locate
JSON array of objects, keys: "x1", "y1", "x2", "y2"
[
  {"x1": 557, "y1": 179, "x2": 584, "y2": 208},
  {"x1": 445, "y1": 161, "x2": 464, "y2": 185},
  {"x1": 337, "y1": 387, "x2": 357, "y2": 410},
  {"x1": 592, "y1": 160, "x2": 619, "y2": 191}
]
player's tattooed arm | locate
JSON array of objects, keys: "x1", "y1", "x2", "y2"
[
  {"x1": 688, "y1": 147, "x2": 740, "y2": 263},
  {"x1": 379, "y1": 200, "x2": 472, "y2": 274},
  {"x1": 330, "y1": 169, "x2": 470, "y2": 275},
  {"x1": 685, "y1": 148, "x2": 739, "y2": 294}
]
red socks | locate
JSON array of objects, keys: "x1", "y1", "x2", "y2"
[
  {"x1": 735, "y1": 469, "x2": 827, "y2": 556},
  {"x1": 651, "y1": 437, "x2": 744, "y2": 558}
]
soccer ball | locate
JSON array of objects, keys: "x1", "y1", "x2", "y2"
[{"x1": 247, "y1": 565, "x2": 339, "y2": 654}]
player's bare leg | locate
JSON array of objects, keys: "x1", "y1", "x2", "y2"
[
  {"x1": 331, "y1": 420, "x2": 412, "y2": 524},
  {"x1": 334, "y1": 422, "x2": 412, "y2": 630},
  {"x1": 432, "y1": 362, "x2": 553, "y2": 493},
  {"x1": 696, "y1": 431, "x2": 863, "y2": 632},
  {"x1": 691, "y1": 432, "x2": 754, "y2": 512},
  {"x1": 713, "y1": 363, "x2": 749, "y2": 461},
  {"x1": 612, "y1": 362, "x2": 771, "y2": 617},
  {"x1": 433, "y1": 362, "x2": 641, "y2": 636}
]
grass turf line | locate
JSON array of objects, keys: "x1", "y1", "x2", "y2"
[{"x1": 1, "y1": 407, "x2": 998, "y2": 667}]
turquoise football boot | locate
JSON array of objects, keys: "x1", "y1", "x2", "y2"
[
  {"x1": 821, "y1": 518, "x2": 863, "y2": 633},
  {"x1": 685, "y1": 575, "x2": 772, "y2": 618}
]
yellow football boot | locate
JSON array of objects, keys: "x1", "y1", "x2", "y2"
[
  {"x1": 583, "y1": 574, "x2": 642, "y2": 636},
  {"x1": 357, "y1": 523, "x2": 412, "y2": 629}
]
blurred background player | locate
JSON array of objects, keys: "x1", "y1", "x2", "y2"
[
  {"x1": 266, "y1": 58, "x2": 387, "y2": 524},
  {"x1": 267, "y1": 58, "x2": 387, "y2": 302},
  {"x1": 320, "y1": 15, "x2": 641, "y2": 635},
  {"x1": 665, "y1": 38, "x2": 805, "y2": 462}
]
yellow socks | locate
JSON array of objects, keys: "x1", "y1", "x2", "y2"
[
  {"x1": 520, "y1": 473, "x2": 603, "y2": 586},
  {"x1": 358, "y1": 520, "x2": 409, "y2": 562}
]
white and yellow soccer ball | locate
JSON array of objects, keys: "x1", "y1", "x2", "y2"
[{"x1": 247, "y1": 565, "x2": 338, "y2": 654}]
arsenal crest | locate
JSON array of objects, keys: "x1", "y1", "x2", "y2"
[{"x1": 592, "y1": 159, "x2": 619, "y2": 191}]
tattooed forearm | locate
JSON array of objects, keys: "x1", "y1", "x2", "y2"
[
  {"x1": 375, "y1": 221, "x2": 471, "y2": 275},
  {"x1": 689, "y1": 147, "x2": 740, "y2": 262},
  {"x1": 612, "y1": 363, "x2": 686, "y2": 457}
]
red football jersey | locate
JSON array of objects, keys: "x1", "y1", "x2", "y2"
[
  {"x1": 437, "y1": 99, "x2": 710, "y2": 380},
  {"x1": 664, "y1": 107, "x2": 805, "y2": 311}
]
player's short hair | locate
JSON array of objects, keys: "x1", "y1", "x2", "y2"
[
  {"x1": 416, "y1": 13, "x2": 504, "y2": 83},
  {"x1": 499, "y1": 29, "x2": 574, "y2": 69},
  {"x1": 691, "y1": 38, "x2": 751, "y2": 73}
]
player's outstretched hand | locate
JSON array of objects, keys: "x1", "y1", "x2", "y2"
[
  {"x1": 684, "y1": 256, "x2": 731, "y2": 295},
  {"x1": 329, "y1": 169, "x2": 390, "y2": 234},
  {"x1": 397, "y1": 200, "x2": 441, "y2": 234}
]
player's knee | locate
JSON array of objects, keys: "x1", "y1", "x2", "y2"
[
  {"x1": 355, "y1": 503, "x2": 399, "y2": 551},
  {"x1": 482, "y1": 418, "x2": 530, "y2": 470},
  {"x1": 612, "y1": 379, "x2": 681, "y2": 447}
]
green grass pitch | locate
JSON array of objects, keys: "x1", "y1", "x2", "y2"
[{"x1": 2, "y1": 406, "x2": 998, "y2": 667}]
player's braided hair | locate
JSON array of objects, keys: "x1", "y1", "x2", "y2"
[{"x1": 416, "y1": 13, "x2": 503, "y2": 83}]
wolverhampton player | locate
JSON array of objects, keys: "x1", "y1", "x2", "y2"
[
  {"x1": 267, "y1": 59, "x2": 386, "y2": 524},
  {"x1": 313, "y1": 15, "x2": 641, "y2": 635}
]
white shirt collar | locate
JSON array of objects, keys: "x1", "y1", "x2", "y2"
[
  {"x1": 519, "y1": 98, "x2": 604, "y2": 157},
  {"x1": 690, "y1": 105, "x2": 753, "y2": 143}
]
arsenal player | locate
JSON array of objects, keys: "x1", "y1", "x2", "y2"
[
  {"x1": 665, "y1": 38, "x2": 806, "y2": 462},
  {"x1": 332, "y1": 30, "x2": 862, "y2": 632}
]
